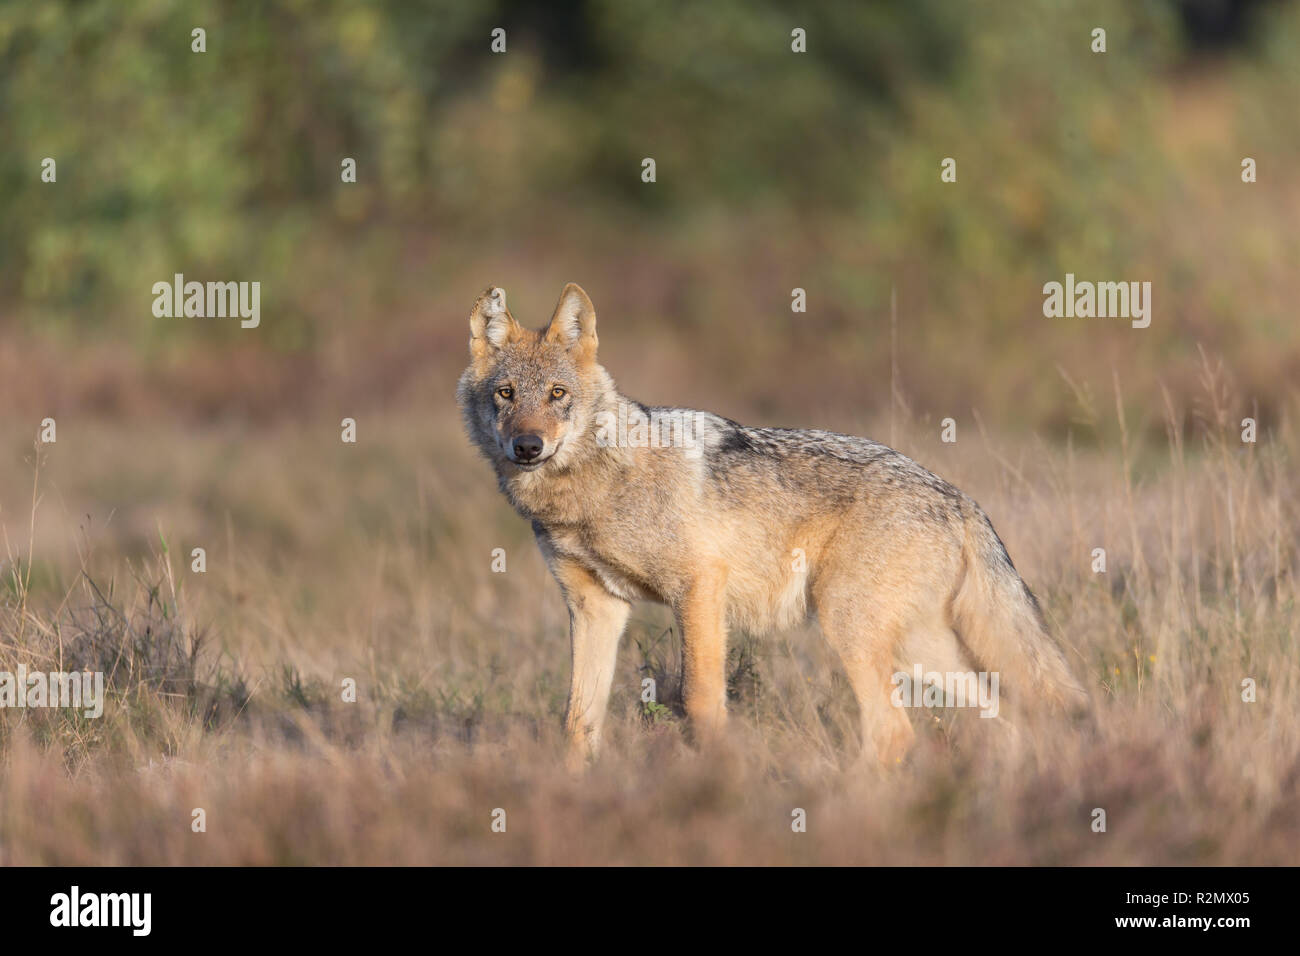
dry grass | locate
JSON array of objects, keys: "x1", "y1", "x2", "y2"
[{"x1": 0, "y1": 355, "x2": 1296, "y2": 865}]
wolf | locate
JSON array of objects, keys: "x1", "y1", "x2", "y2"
[{"x1": 458, "y1": 283, "x2": 1088, "y2": 767}]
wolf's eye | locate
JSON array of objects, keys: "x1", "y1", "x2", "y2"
[
  {"x1": 550, "y1": 386, "x2": 567, "y2": 400},
  {"x1": 497, "y1": 386, "x2": 514, "y2": 400}
]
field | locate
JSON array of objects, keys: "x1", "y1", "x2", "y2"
[
  {"x1": 2, "y1": 0, "x2": 1298, "y2": 866},
  {"x1": 0, "y1": 340, "x2": 1295, "y2": 864}
]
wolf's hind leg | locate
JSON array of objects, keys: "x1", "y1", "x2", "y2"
[{"x1": 817, "y1": 602, "x2": 915, "y2": 768}]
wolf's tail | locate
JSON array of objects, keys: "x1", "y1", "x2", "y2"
[{"x1": 949, "y1": 506, "x2": 1088, "y2": 714}]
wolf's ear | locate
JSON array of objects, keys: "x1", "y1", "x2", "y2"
[
  {"x1": 468, "y1": 287, "x2": 522, "y2": 361},
  {"x1": 543, "y1": 283, "x2": 597, "y2": 361}
]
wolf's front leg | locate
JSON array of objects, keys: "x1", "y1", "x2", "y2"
[
  {"x1": 675, "y1": 567, "x2": 729, "y2": 742},
  {"x1": 545, "y1": 555, "x2": 631, "y2": 768}
]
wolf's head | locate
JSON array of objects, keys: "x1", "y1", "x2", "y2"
[{"x1": 457, "y1": 283, "x2": 615, "y2": 475}]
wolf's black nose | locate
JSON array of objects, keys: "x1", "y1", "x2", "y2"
[{"x1": 512, "y1": 434, "x2": 544, "y2": 461}]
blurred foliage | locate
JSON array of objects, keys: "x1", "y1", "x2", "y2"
[
  {"x1": 1, "y1": 0, "x2": 1298, "y2": 429},
  {"x1": 0, "y1": 0, "x2": 961, "y2": 319}
]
